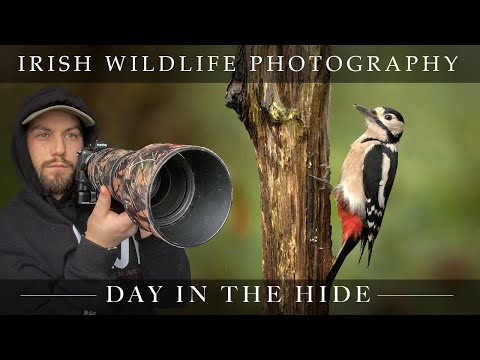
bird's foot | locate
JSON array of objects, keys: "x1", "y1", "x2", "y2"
[{"x1": 309, "y1": 164, "x2": 333, "y2": 191}]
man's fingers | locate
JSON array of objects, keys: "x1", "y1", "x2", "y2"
[
  {"x1": 92, "y1": 186, "x2": 111, "y2": 215},
  {"x1": 117, "y1": 212, "x2": 138, "y2": 235},
  {"x1": 117, "y1": 211, "x2": 133, "y2": 225}
]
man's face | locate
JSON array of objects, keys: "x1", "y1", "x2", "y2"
[{"x1": 26, "y1": 110, "x2": 84, "y2": 199}]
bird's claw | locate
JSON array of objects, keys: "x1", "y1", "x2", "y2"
[{"x1": 309, "y1": 164, "x2": 333, "y2": 191}]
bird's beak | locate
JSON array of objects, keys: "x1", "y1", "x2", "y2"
[{"x1": 353, "y1": 104, "x2": 377, "y2": 121}]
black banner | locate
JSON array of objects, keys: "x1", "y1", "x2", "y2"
[
  {"x1": 1, "y1": 280, "x2": 477, "y2": 315},
  {"x1": 0, "y1": 45, "x2": 477, "y2": 83}
]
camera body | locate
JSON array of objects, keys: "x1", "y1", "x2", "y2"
[{"x1": 75, "y1": 141, "x2": 108, "y2": 205}]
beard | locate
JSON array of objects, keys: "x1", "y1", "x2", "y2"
[{"x1": 38, "y1": 160, "x2": 75, "y2": 197}]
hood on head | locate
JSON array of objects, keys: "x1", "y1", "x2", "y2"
[{"x1": 11, "y1": 86, "x2": 99, "y2": 195}]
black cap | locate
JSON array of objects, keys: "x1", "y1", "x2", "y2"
[{"x1": 19, "y1": 86, "x2": 96, "y2": 127}]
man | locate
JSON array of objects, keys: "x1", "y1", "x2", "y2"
[{"x1": 0, "y1": 86, "x2": 190, "y2": 314}]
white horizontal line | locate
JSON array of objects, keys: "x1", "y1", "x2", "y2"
[
  {"x1": 20, "y1": 294, "x2": 97, "y2": 297},
  {"x1": 377, "y1": 294, "x2": 454, "y2": 297}
]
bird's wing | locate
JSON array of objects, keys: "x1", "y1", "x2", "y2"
[{"x1": 361, "y1": 144, "x2": 398, "y2": 265}]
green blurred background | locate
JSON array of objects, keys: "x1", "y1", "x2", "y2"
[{"x1": 1, "y1": 82, "x2": 479, "y2": 283}]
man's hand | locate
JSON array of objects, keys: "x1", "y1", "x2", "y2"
[{"x1": 85, "y1": 186, "x2": 138, "y2": 249}]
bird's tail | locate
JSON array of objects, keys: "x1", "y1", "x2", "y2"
[
  {"x1": 325, "y1": 237, "x2": 359, "y2": 299},
  {"x1": 359, "y1": 236, "x2": 375, "y2": 268},
  {"x1": 359, "y1": 237, "x2": 367, "y2": 264}
]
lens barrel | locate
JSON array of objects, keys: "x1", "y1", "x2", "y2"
[{"x1": 87, "y1": 143, "x2": 233, "y2": 248}]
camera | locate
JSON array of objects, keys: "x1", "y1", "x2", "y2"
[
  {"x1": 75, "y1": 141, "x2": 233, "y2": 248},
  {"x1": 76, "y1": 141, "x2": 108, "y2": 205}
]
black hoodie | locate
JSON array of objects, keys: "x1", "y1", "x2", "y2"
[{"x1": 0, "y1": 86, "x2": 190, "y2": 315}]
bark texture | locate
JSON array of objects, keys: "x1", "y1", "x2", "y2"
[{"x1": 226, "y1": 45, "x2": 333, "y2": 315}]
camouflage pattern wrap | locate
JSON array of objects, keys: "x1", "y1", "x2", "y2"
[
  {"x1": 87, "y1": 148, "x2": 134, "y2": 203},
  {"x1": 86, "y1": 143, "x2": 233, "y2": 247}
]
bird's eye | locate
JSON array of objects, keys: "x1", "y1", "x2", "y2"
[{"x1": 384, "y1": 114, "x2": 393, "y2": 120}]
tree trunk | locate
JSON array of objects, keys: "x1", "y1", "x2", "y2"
[{"x1": 226, "y1": 45, "x2": 333, "y2": 315}]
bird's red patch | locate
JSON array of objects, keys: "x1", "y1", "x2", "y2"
[{"x1": 338, "y1": 207, "x2": 363, "y2": 244}]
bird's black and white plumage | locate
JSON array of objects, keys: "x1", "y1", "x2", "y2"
[
  {"x1": 361, "y1": 142, "x2": 398, "y2": 264},
  {"x1": 326, "y1": 104, "x2": 405, "y2": 289}
]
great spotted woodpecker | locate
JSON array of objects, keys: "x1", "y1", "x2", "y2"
[{"x1": 326, "y1": 104, "x2": 405, "y2": 286}]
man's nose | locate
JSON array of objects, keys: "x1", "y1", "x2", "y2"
[{"x1": 51, "y1": 135, "x2": 66, "y2": 157}]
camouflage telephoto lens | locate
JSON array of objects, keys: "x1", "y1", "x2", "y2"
[{"x1": 87, "y1": 143, "x2": 233, "y2": 248}]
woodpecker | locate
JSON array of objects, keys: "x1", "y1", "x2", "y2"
[{"x1": 326, "y1": 104, "x2": 405, "y2": 287}]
